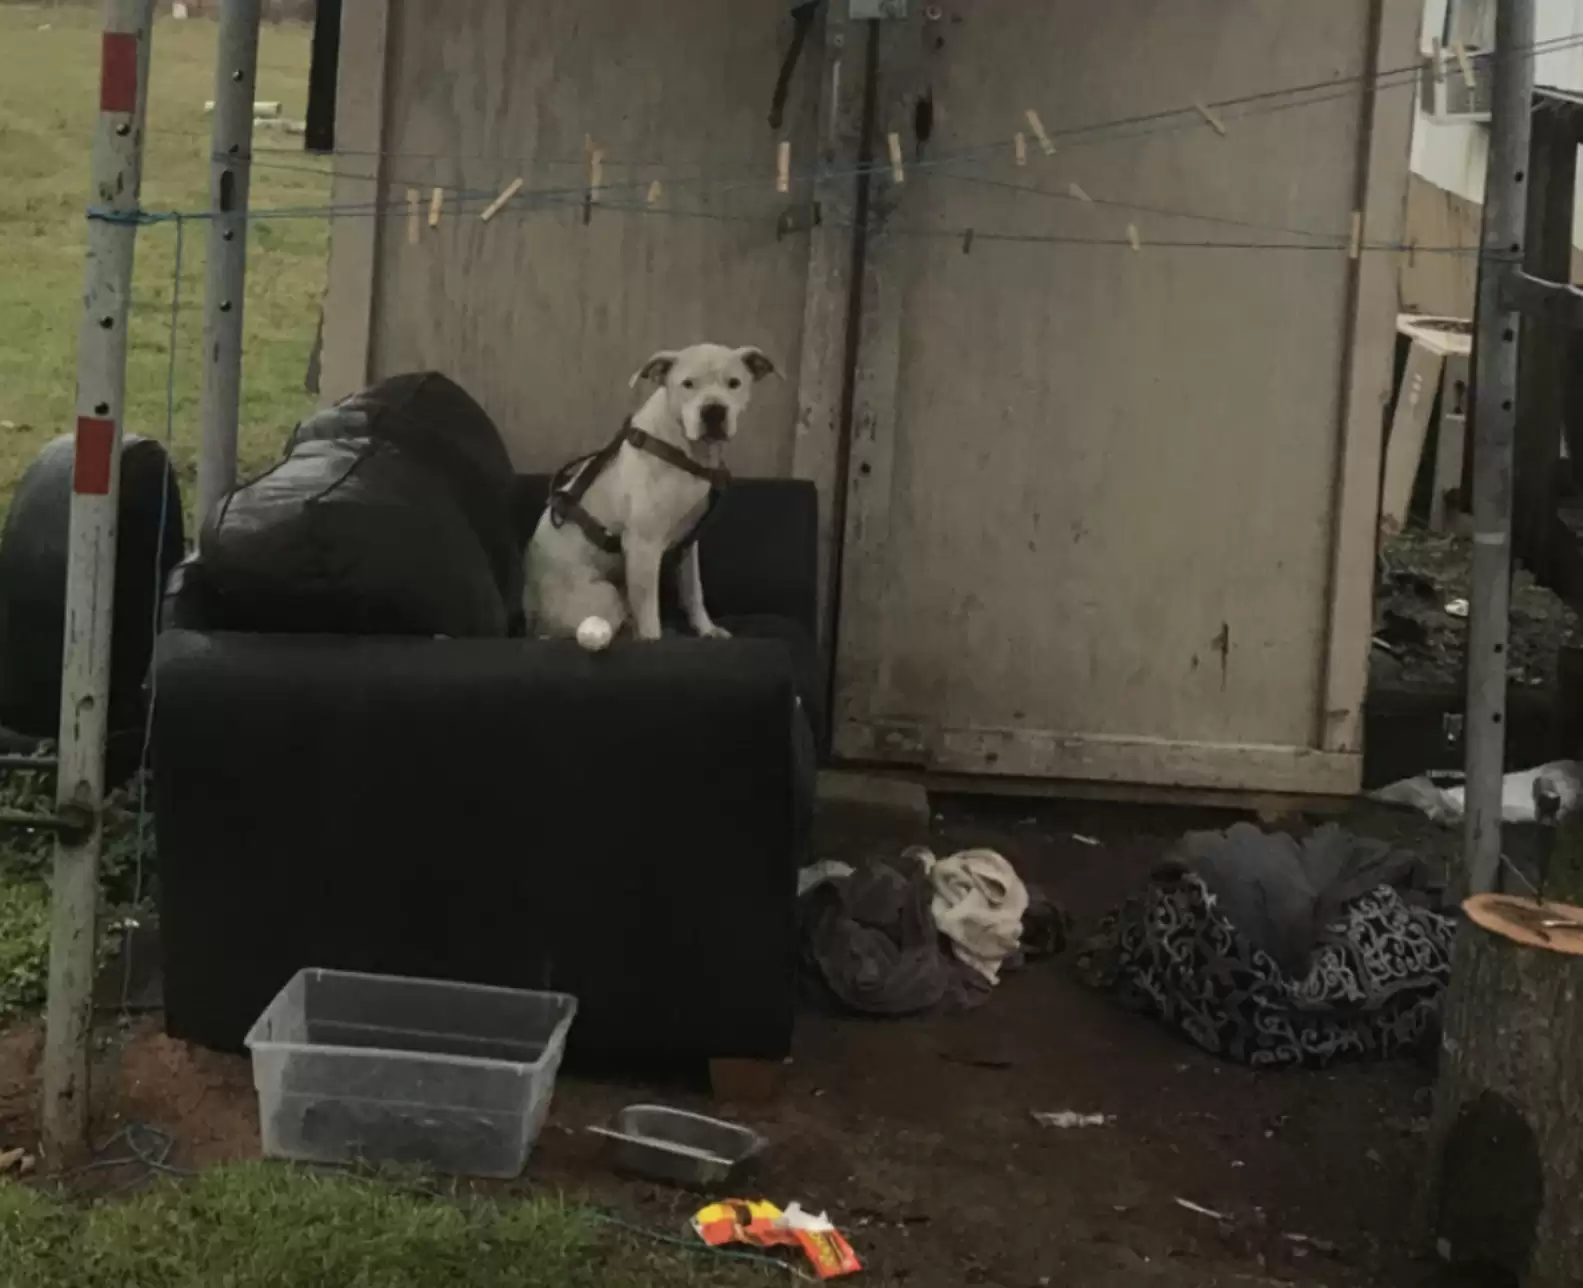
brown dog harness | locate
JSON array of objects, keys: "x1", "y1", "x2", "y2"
[{"x1": 547, "y1": 419, "x2": 730, "y2": 556}]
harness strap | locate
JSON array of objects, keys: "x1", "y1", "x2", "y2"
[
  {"x1": 624, "y1": 424, "x2": 730, "y2": 487},
  {"x1": 548, "y1": 419, "x2": 729, "y2": 556}
]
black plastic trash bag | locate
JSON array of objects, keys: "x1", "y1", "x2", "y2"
[
  {"x1": 288, "y1": 371, "x2": 527, "y2": 610},
  {"x1": 199, "y1": 436, "x2": 508, "y2": 638}
]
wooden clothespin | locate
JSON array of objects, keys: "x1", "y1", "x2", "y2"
[
  {"x1": 406, "y1": 187, "x2": 420, "y2": 245},
  {"x1": 962, "y1": 227, "x2": 975, "y2": 255},
  {"x1": 583, "y1": 135, "x2": 604, "y2": 226},
  {"x1": 1348, "y1": 209, "x2": 1363, "y2": 261},
  {"x1": 428, "y1": 186, "x2": 443, "y2": 230},
  {"x1": 777, "y1": 140, "x2": 791, "y2": 195},
  {"x1": 1068, "y1": 181, "x2": 1092, "y2": 204},
  {"x1": 1431, "y1": 36, "x2": 1446, "y2": 85},
  {"x1": 480, "y1": 177, "x2": 522, "y2": 222},
  {"x1": 1014, "y1": 131, "x2": 1027, "y2": 167},
  {"x1": 646, "y1": 179, "x2": 663, "y2": 207},
  {"x1": 1126, "y1": 222, "x2": 1141, "y2": 252},
  {"x1": 1453, "y1": 40, "x2": 1476, "y2": 91},
  {"x1": 1193, "y1": 99, "x2": 1227, "y2": 137},
  {"x1": 586, "y1": 135, "x2": 605, "y2": 203},
  {"x1": 888, "y1": 131, "x2": 905, "y2": 184},
  {"x1": 1025, "y1": 109, "x2": 1055, "y2": 156}
]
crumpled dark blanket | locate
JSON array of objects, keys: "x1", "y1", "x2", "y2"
[
  {"x1": 799, "y1": 853, "x2": 1067, "y2": 1017},
  {"x1": 1078, "y1": 824, "x2": 1456, "y2": 1069},
  {"x1": 802, "y1": 854, "x2": 989, "y2": 1015}
]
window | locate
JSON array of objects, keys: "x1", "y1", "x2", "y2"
[{"x1": 1443, "y1": 0, "x2": 1495, "y2": 51}]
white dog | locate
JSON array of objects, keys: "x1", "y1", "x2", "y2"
[{"x1": 524, "y1": 343, "x2": 776, "y2": 642}]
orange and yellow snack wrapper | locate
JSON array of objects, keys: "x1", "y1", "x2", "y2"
[{"x1": 692, "y1": 1198, "x2": 862, "y2": 1279}]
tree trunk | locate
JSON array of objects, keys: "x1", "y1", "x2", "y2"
[{"x1": 1427, "y1": 894, "x2": 1583, "y2": 1286}]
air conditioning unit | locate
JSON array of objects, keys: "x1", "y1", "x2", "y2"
[{"x1": 1420, "y1": 46, "x2": 1495, "y2": 122}]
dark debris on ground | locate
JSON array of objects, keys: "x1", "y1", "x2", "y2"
[{"x1": 1374, "y1": 525, "x2": 1578, "y2": 689}]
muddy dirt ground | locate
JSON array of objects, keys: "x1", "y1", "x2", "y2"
[{"x1": 0, "y1": 798, "x2": 1482, "y2": 1288}]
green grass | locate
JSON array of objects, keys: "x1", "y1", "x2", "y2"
[
  {"x1": 0, "y1": 1163, "x2": 778, "y2": 1287},
  {"x1": 0, "y1": 876, "x2": 50, "y2": 1022},
  {"x1": 0, "y1": 3, "x2": 332, "y2": 516},
  {"x1": 0, "y1": 764, "x2": 147, "y2": 1026}
]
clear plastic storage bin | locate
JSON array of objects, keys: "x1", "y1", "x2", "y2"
[{"x1": 244, "y1": 968, "x2": 577, "y2": 1178}]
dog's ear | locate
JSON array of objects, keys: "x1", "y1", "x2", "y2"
[
  {"x1": 736, "y1": 346, "x2": 779, "y2": 382},
  {"x1": 629, "y1": 351, "x2": 680, "y2": 389}
]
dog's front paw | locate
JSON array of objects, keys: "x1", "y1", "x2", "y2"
[{"x1": 696, "y1": 622, "x2": 732, "y2": 640}]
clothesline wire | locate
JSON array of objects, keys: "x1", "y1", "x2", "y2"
[
  {"x1": 211, "y1": 67, "x2": 1427, "y2": 235},
  {"x1": 19, "y1": 27, "x2": 1574, "y2": 252},
  {"x1": 65, "y1": 191, "x2": 1496, "y2": 257},
  {"x1": 141, "y1": 27, "x2": 1583, "y2": 179},
  {"x1": 149, "y1": 29, "x2": 1580, "y2": 248}
]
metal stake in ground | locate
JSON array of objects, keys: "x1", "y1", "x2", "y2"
[
  {"x1": 41, "y1": 0, "x2": 157, "y2": 1166},
  {"x1": 196, "y1": 0, "x2": 262, "y2": 524},
  {"x1": 1464, "y1": 0, "x2": 1536, "y2": 896}
]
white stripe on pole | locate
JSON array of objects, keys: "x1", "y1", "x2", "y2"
[{"x1": 41, "y1": 0, "x2": 157, "y2": 1166}]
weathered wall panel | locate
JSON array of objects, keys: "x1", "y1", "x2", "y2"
[
  {"x1": 832, "y1": 0, "x2": 1416, "y2": 793},
  {"x1": 342, "y1": 0, "x2": 820, "y2": 478}
]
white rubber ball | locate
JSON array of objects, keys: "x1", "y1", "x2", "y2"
[{"x1": 576, "y1": 615, "x2": 614, "y2": 652}]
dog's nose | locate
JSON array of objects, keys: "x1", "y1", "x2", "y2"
[{"x1": 699, "y1": 402, "x2": 728, "y2": 438}]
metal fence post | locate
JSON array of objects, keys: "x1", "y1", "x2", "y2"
[
  {"x1": 1465, "y1": 0, "x2": 1537, "y2": 895},
  {"x1": 40, "y1": 0, "x2": 157, "y2": 1165},
  {"x1": 196, "y1": 0, "x2": 263, "y2": 524}
]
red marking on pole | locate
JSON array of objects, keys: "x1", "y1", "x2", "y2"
[
  {"x1": 100, "y1": 32, "x2": 138, "y2": 115},
  {"x1": 73, "y1": 418, "x2": 115, "y2": 495}
]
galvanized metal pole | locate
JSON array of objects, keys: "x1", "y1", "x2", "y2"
[
  {"x1": 1465, "y1": 0, "x2": 1536, "y2": 896},
  {"x1": 196, "y1": 0, "x2": 262, "y2": 523},
  {"x1": 40, "y1": 0, "x2": 156, "y2": 1164}
]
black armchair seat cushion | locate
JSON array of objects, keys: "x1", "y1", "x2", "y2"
[
  {"x1": 513, "y1": 475, "x2": 818, "y2": 637},
  {"x1": 513, "y1": 474, "x2": 824, "y2": 739}
]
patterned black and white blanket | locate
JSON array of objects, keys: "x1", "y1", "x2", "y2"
[{"x1": 1078, "y1": 827, "x2": 1456, "y2": 1069}]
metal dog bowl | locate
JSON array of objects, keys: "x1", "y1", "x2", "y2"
[{"x1": 586, "y1": 1104, "x2": 765, "y2": 1187}]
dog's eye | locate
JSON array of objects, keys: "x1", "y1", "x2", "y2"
[
  {"x1": 681, "y1": 379, "x2": 695, "y2": 390},
  {"x1": 728, "y1": 377, "x2": 743, "y2": 390}
]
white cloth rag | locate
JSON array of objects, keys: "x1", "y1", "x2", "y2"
[
  {"x1": 921, "y1": 847, "x2": 1029, "y2": 984},
  {"x1": 1369, "y1": 759, "x2": 1583, "y2": 825}
]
